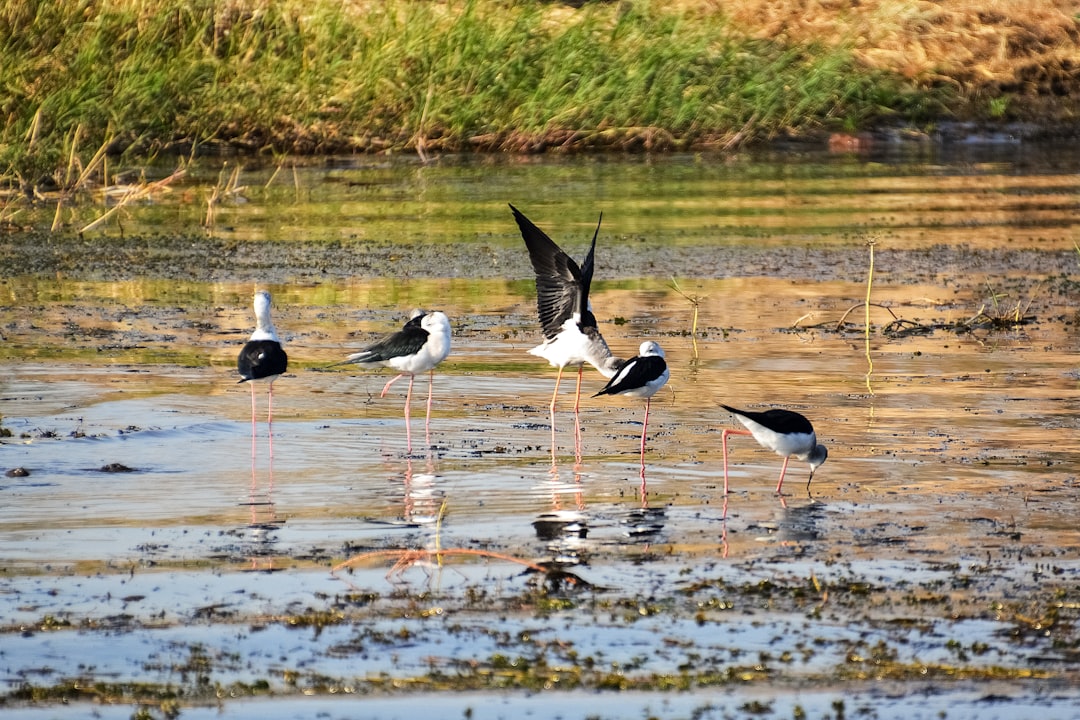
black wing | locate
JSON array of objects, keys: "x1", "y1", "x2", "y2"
[
  {"x1": 237, "y1": 340, "x2": 288, "y2": 382},
  {"x1": 595, "y1": 355, "x2": 667, "y2": 397},
  {"x1": 721, "y1": 405, "x2": 814, "y2": 435},
  {"x1": 350, "y1": 316, "x2": 431, "y2": 363},
  {"x1": 510, "y1": 204, "x2": 601, "y2": 339}
]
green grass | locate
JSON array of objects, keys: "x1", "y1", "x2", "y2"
[{"x1": 0, "y1": 0, "x2": 928, "y2": 183}]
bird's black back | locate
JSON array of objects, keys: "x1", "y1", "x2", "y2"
[
  {"x1": 720, "y1": 404, "x2": 814, "y2": 435},
  {"x1": 237, "y1": 340, "x2": 288, "y2": 382},
  {"x1": 596, "y1": 354, "x2": 667, "y2": 396},
  {"x1": 359, "y1": 318, "x2": 430, "y2": 362},
  {"x1": 510, "y1": 204, "x2": 601, "y2": 339}
]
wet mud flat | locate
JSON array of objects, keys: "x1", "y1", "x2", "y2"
[
  {"x1": 3, "y1": 154, "x2": 1080, "y2": 717},
  {"x1": 3, "y1": 227, "x2": 1079, "y2": 287},
  {"x1": 3, "y1": 271, "x2": 1079, "y2": 720}
]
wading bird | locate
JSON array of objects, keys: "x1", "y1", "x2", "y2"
[
  {"x1": 237, "y1": 290, "x2": 289, "y2": 461},
  {"x1": 720, "y1": 404, "x2": 828, "y2": 496},
  {"x1": 510, "y1": 204, "x2": 623, "y2": 456},
  {"x1": 339, "y1": 310, "x2": 452, "y2": 454},
  {"x1": 593, "y1": 341, "x2": 669, "y2": 475}
]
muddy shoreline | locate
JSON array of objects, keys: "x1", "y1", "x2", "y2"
[{"x1": 3, "y1": 231, "x2": 1078, "y2": 286}]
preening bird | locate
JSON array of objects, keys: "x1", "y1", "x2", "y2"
[
  {"x1": 593, "y1": 341, "x2": 670, "y2": 473},
  {"x1": 510, "y1": 204, "x2": 622, "y2": 454},
  {"x1": 719, "y1": 404, "x2": 828, "y2": 496},
  {"x1": 339, "y1": 309, "x2": 452, "y2": 454},
  {"x1": 237, "y1": 290, "x2": 289, "y2": 460}
]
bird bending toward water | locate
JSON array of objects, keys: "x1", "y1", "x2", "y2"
[
  {"x1": 339, "y1": 309, "x2": 452, "y2": 454},
  {"x1": 720, "y1": 404, "x2": 828, "y2": 497},
  {"x1": 237, "y1": 290, "x2": 289, "y2": 461},
  {"x1": 510, "y1": 204, "x2": 623, "y2": 456},
  {"x1": 594, "y1": 341, "x2": 669, "y2": 476}
]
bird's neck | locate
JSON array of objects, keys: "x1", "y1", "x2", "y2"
[
  {"x1": 591, "y1": 352, "x2": 625, "y2": 379},
  {"x1": 578, "y1": 328, "x2": 621, "y2": 378},
  {"x1": 250, "y1": 321, "x2": 278, "y2": 343}
]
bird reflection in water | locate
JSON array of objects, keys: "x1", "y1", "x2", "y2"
[
  {"x1": 774, "y1": 500, "x2": 827, "y2": 545},
  {"x1": 240, "y1": 462, "x2": 285, "y2": 572},
  {"x1": 396, "y1": 455, "x2": 443, "y2": 527},
  {"x1": 619, "y1": 503, "x2": 666, "y2": 545},
  {"x1": 533, "y1": 457, "x2": 589, "y2": 566},
  {"x1": 613, "y1": 458, "x2": 666, "y2": 548},
  {"x1": 370, "y1": 447, "x2": 445, "y2": 528},
  {"x1": 535, "y1": 459, "x2": 587, "y2": 548},
  {"x1": 240, "y1": 397, "x2": 285, "y2": 570},
  {"x1": 741, "y1": 498, "x2": 826, "y2": 553},
  {"x1": 236, "y1": 290, "x2": 288, "y2": 571},
  {"x1": 528, "y1": 457, "x2": 597, "y2": 596},
  {"x1": 341, "y1": 452, "x2": 445, "y2": 586}
]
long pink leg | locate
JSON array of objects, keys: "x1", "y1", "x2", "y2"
[
  {"x1": 639, "y1": 398, "x2": 651, "y2": 473},
  {"x1": 267, "y1": 380, "x2": 276, "y2": 490},
  {"x1": 249, "y1": 383, "x2": 258, "y2": 513},
  {"x1": 250, "y1": 383, "x2": 258, "y2": 463},
  {"x1": 637, "y1": 399, "x2": 652, "y2": 506},
  {"x1": 775, "y1": 456, "x2": 791, "y2": 495},
  {"x1": 572, "y1": 365, "x2": 584, "y2": 462},
  {"x1": 381, "y1": 373, "x2": 406, "y2": 397},
  {"x1": 424, "y1": 369, "x2": 434, "y2": 449},
  {"x1": 403, "y1": 374, "x2": 415, "y2": 454},
  {"x1": 548, "y1": 366, "x2": 564, "y2": 461},
  {"x1": 267, "y1": 380, "x2": 275, "y2": 462}
]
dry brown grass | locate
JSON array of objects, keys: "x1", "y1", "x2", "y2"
[
  {"x1": 342, "y1": 0, "x2": 1078, "y2": 115},
  {"x1": 717, "y1": 0, "x2": 1080, "y2": 117}
]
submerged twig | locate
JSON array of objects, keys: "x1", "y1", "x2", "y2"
[
  {"x1": 204, "y1": 163, "x2": 244, "y2": 235},
  {"x1": 882, "y1": 318, "x2": 933, "y2": 337},
  {"x1": 79, "y1": 166, "x2": 186, "y2": 234},
  {"x1": 835, "y1": 301, "x2": 897, "y2": 331},
  {"x1": 331, "y1": 546, "x2": 550, "y2": 588},
  {"x1": 669, "y1": 277, "x2": 705, "y2": 357}
]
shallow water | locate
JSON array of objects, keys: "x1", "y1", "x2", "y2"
[{"x1": 2, "y1": 145, "x2": 1079, "y2": 717}]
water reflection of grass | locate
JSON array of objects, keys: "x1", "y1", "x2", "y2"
[{"x1": 0, "y1": 344, "x2": 206, "y2": 366}]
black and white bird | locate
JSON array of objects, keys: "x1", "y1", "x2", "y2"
[
  {"x1": 339, "y1": 309, "x2": 452, "y2": 454},
  {"x1": 719, "y1": 404, "x2": 828, "y2": 496},
  {"x1": 510, "y1": 204, "x2": 622, "y2": 452},
  {"x1": 593, "y1": 341, "x2": 670, "y2": 473},
  {"x1": 237, "y1": 290, "x2": 289, "y2": 459}
]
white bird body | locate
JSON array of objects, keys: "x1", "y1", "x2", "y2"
[
  {"x1": 733, "y1": 415, "x2": 819, "y2": 463},
  {"x1": 511, "y1": 203, "x2": 624, "y2": 460},
  {"x1": 340, "y1": 310, "x2": 452, "y2": 454},
  {"x1": 594, "y1": 341, "x2": 669, "y2": 477},
  {"x1": 596, "y1": 341, "x2": 669, "y2": 400},
  {"x1": 720, "y1": 404, "x2": 828, "y2": 501},
  {"x1": 528, "y1": 315, "x2": 620, "y2": 378},
  {"x1": 344, "y1": 310, "x2": 451, "y2": 376},
  {"x1": 237, "y1": 290, "x2": 288, "y2": 465}
]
